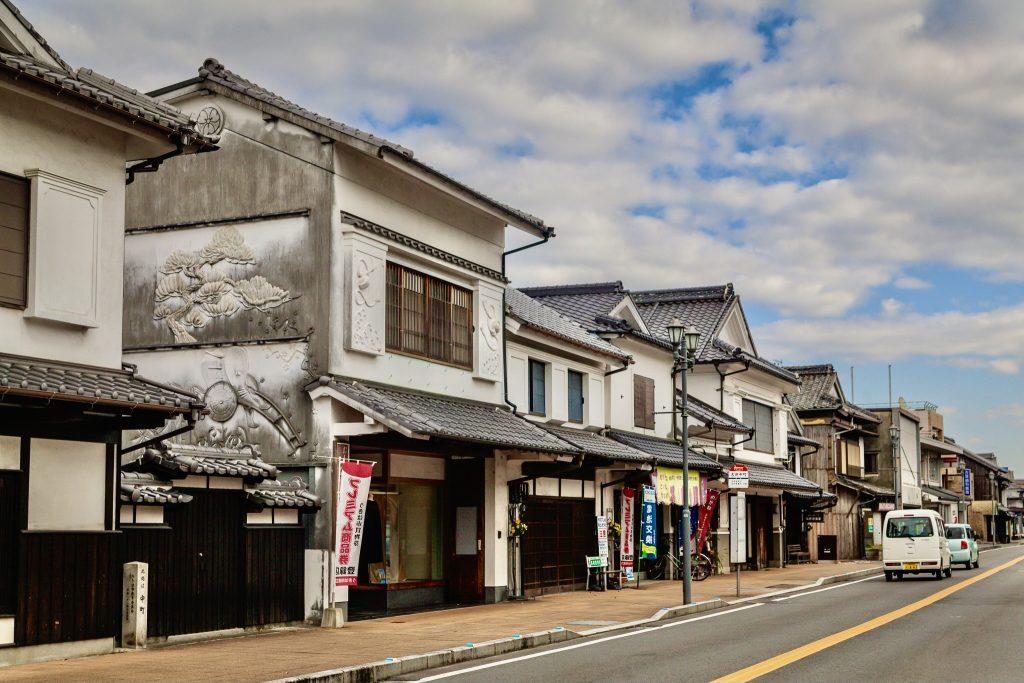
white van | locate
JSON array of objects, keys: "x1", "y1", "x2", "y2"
[{"x1": 882, "y1": 509, "x2": 952, "y2": 582}]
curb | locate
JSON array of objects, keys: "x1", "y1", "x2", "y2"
[
  {"x1": 268, "y1": 599, "x2": 726, "y2": 683},
  {"x1": 728, "y1": 564, "x2": 883, "y2": 604}
]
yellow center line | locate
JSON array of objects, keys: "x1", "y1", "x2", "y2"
[{"x1": 712, "y1": 552, "x2": 1024, "y2": 683}]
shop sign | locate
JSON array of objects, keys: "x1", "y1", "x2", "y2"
[
  {"x1": 653, "y1": 467, "x2": 703, "y2": 506},
  {"x1": 804, "y1": 511, "x2": 824, "y2": 523},
  {"x1": 587, "y1": 556, "x2": 605, "y2": 568},
  {"x1": 730, "y1": 492, "x2": 747, "y2": 564},
  {"x1": 694, "y1": 490, "x2": 720, "y2": 551},
  {"x1": 878, "y1": 502, "x2": 895, "y2": 512},
  {"x1": 640, "y1": 486, "x2": 658, "y2": 559},
  {"x1": 334, "y1": 459, "x2": 374, "y2": 587},
  {"x1": 596, "y1": 515, "x2": 609, "y2": 566},
  {"x1": 621, "y1": 488, "x2": 635, "y2": 569},
  {"x1": 727, "y1": 464, "x2": 749, "y2": 489},
  {"x1": 963, "y1": 469, "x2": 972, "y2": 497}
]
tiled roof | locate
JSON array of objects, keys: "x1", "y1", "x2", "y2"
[
  {"x1": 685, "y1": 393, "x2": 752, "y2": 433},
  {"x1": 834, "y1": 474, "x2": 895, "y2": 497},
  {"x1": 195, "y1": 58, "x2": 548, "y2": 233},
  {"x1": 506, "y1": 288, "x2": 629, "y2": 360},
  {"x1": 787, "y1": 364, "x2": 880, "y2": 423},
  {"x1": 1, "y1": 0, "x2": 71, "y2": 70},
  {"x1": 787, "y1": 489, "x2": 838, "y2": 503},
  {"x1": 518, "y1": 283, "x2": 631, "y2": 333},
  {"x1": 605, "y1": 429, "x2": 722, "y2": 472},
  {"x1": 708, "y1": 339, "x2": 799, "y2": 383},
  {"x1": 0, "y1": 353, "x2": 200, "y2": 412},
  {"x1": 124, "y1": 442, "x2": 279, "y2": 481},
  {"x1": 634, "y1": 284, "x2": 734, "y2": 359},
  {"x1": 119, "y1": 471, "x2": 193, "y2": 505},
  {"x1": 787, "y1": 433, "x2": 821, "y2": 448},
  {"x1": 247, "y1": 477, "x2": 321, "y2": 510},
  {"x1": 308, "y1": 377, "x2": 580, "y2": 454},
  {"x1": 538, "y1": 424, "x2": 650, "y2": 462},
  {"x1": 728, "y1": 459, "x2": 822, "y2": 492},
  {"x1": 922, "y1": 484, "x2": 961, "y2": 502},
  {"x1": 0, "y1": 51, "x2": 212, "y2": 146}
]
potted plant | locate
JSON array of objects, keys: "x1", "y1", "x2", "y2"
[{"x1": 510, "y1": 519, "x2": 528, "y2": 538}]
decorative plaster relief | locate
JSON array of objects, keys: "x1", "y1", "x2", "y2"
[
  {"x1": 345, "y1": 233, "x2": 387, "y2": 355},
  {"x1": 24, "y1": 170, "x2": 105, "y2": 327},
  {"x1": 152, "y1": 225, "x2": 297, "y2": 343},
  {"x1": 474, "y1": 283, "x2": 504, "y2": 382}
]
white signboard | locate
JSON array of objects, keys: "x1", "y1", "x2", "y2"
[
  {"x1": 596, "y1": 515, "x2": 609, "y2": 567},
  {"x1": 730, "y1": 492, "x2": 747, "y2": 564},
  {"x1": 728, "y1": 464, "x2": 749, "y2": 490}
]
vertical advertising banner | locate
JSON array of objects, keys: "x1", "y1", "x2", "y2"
[
  {"x1": 596, "y1": 515, "x2": 609, "y2": 567},
  {"x1": 620, "y1": 487, "x2": 635, "y2": 569},
  {"x1": 694, "y1": 489, "x2": 720, "y2": 552},
  {"x1": 640, "y1": 485, "x2": 658, "y2": 559},
  {"x1": 334, "y1": 460, "x2": 373, "y2": 587}
]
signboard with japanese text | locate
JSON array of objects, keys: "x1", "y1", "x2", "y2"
[
  {"x1": 804, "y1": 511, "x2": 824, "y2": 523},
  {"x1": 963, "y1": 468, "x2": 972, "y2": 497},
  {"x1": 653, "y1": 467, "x2": 704, "y2": 506},
  {"x1": 730, "y1": 492, "x2": 747, "y2": 564},
  {"x1": 620, "y1": 488, "x2": 635, "y2": 569},
  {"x1": 596, "y1": 515, "x2": 609, "y2": 566},
  {"x1": 334, "y1": 459, "x2": 373, "y2": 587},
  {"x1": 727, "y1": 464, "x2": 749, "y2": 489},
  {"x1": 878, "y1": 502, "x2": 895, "y2": 511},
  {"x1": 640, "y1": 486, "x2": 658, "y2": 559}
]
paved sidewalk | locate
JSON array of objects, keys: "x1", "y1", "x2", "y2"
[{"x1": 0, "y1": 561, "x2": 878, "y2": 682}]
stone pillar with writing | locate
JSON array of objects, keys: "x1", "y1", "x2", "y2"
[{"x1": 122, "y1": 561, "x2": 148, "y2": 648}]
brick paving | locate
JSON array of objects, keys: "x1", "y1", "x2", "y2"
[{"x1": 0, "y1": 561, "x2": 878, "y2": 682}]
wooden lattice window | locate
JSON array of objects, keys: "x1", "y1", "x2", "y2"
[{"x1": 386, "y1": 262, "x2": 473, "y2": 368}]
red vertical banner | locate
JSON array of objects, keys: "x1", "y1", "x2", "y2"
[
  {"x1": 334, "y1": 460, "x2": 374, "y2": 587},
  {"x1": 693, "y1": 489, "x2": 721, "y2": 552},
  {"x1": 620, "y1": 487, "x2": 635, "y2": 569}
]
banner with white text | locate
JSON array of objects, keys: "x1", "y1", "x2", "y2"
[
  {"x1": 334, "y1": 460, "x2": 373, "y2": 587},
  {"x1": 620, "y1": 487, "x2": 635, "y2": 569}
]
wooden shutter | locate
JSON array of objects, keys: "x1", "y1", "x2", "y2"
[
  {"x1": 0, "y1": 173, "x2": 29, "y2": 308},
  {"x1": 568, "y1": 371, "x2": 584, "y2": 423},
  {"x1": 633, "y1": 375, "x2": 655, "y2": 429}
]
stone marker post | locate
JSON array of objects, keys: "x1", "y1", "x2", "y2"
[{"x1": 122, "y1": 561, "x2": 148, "y2": 648}]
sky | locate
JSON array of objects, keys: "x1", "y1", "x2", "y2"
[{"x1": 18, "y1": 0, "x2": 1024, "y2": 471}]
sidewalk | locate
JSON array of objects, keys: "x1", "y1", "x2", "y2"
[{"x1": 0, "y1": 561, "x2": 878, "y2": 682}]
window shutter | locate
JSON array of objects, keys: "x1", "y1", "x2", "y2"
[
  {"x1": 568, "y1": 370, "x2": 584, "y2": 423},
  {"x1": 634, "y1": 375, "x2": 655, "y2": 429},
  {"x1": 0, "y1": 173, "x2": 29, "y2": 309}
]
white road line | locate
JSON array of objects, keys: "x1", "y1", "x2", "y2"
[
  {"x1": 406, "y1": 603, "x2": 765, "y2": 681},
  {"x1": 771, "y1": 574, "x2": 882, "y2": 602}
]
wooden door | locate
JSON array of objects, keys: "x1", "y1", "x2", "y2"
[
  {"x1": 0, "y1": 471, "x2": 20, "y2": 614},
  {"x1": 446, "y1": 457, "x2": 483, "y2": 604},
  {"x1": 521, "y1": 497, "x2": 595, "y2": 593},
  {"x1": 163, "y1": 488, "x2": 245, "y2": 635}
]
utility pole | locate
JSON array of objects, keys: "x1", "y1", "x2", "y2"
[
  {"x1": 667, "y1": 318, "x2": 699, "y2": 605},
  {"x1": 889, "y1": 364, "x2": 902, "y2": 509}
]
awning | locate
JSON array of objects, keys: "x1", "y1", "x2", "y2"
[
  {"x1": 835, "y1": 473, "x2": 896, "y2": 498},
  {"x1": 681, "y1": 393, "x2": 752, "y2": 435},
  {"x1": 788, "y1": 433, "x2": 821, "y2": 449},
  {"x1": 786, "y1": 489, "x2": 838, "y2": 509},
  {"x1": 0, "y1": 352, "x2": 200, "y2": 413},
  {"x1": 920, "y1": 436, "x2": 963, "y2": 456},
  {"x1": 123, "y1": 442, "x2": 279, "y2": 481},
  {"x1": 922, "y1": 485, "x2": 961, "y2": 503},
  {"x1": 306, "y1": 376, "x2": 579, "y2": 455},
  {"x1": 538, "y1": 424, "x2": 651, "y2": 462},
  {"x1": 727, "y1": 459, "x2": 822, "y2": 493},
  {"x1": 604, "y1": 430, "x2": 722, "y2": 473},
  {"x1": 119, "y1": 471, "x2": 193, "y2": 505},
  {"x1": 247, "y1": 477, "x2": 321, "y2": 511}
]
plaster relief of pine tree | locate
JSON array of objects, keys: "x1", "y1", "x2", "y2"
[{"x1": 153, "y1": 226, "x2": 296, "y2": 343}]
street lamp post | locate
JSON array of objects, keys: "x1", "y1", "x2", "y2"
[
  {"x1": 890, "y1": 423, "x2": 901, "y2": 510},
  {"x1": 668, "y1": 317, "x2": 700, "y2": 605}
]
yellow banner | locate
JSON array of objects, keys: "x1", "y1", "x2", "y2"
[{"x1": 654, "y1": 467, "x2": 702, "y2": 506}]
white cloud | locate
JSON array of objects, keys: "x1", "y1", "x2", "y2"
[{"x1": 17, "y1": 0, "x2": 1024, "y2": 330}]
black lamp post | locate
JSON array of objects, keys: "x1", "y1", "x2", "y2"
[
  {"x1": 889, "y1": 423, "x2": 901, "y2": 509},
  {"x1": 668, "y1": 317, "x2": 700, "y2": 604}
]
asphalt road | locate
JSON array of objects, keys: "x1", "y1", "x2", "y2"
[{"x1": 391, "y1": 544, "x2": 1024, "y2": 683}]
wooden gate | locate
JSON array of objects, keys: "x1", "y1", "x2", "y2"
[{"x1": 521, "y1": 497, "x2": 595, "y2": 594}]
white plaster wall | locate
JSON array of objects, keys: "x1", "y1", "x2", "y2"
[
  {"x1": 726, "y1": 373, "x2": 791, "y2": 464},
  {"x1": 486, "y1": 452, "x2": 509, "y2": 590},
  {"x1": 506, "y1": 340, "x2": 607, "y2": 427},
  {"x1": 0, "y1": 435, "x2": 19, "y2": 469},
  {"x1": 27, "y1": 439, "x2": 106, "y2": 530},
  {"x1": 900, "y1": 414, "x2": 922, "y2": 506},
  {"x1": 607, "y1": 339, "x2": 673, "y2": 437},
  {"x1": 0, "y1": 88, "x2": 130, "y2": 368}
]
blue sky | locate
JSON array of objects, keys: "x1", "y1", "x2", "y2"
[{"x1": 21, "y1": 0, "x2": 1024, "y2": 471}]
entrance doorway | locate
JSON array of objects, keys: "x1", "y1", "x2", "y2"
[{"x1": 446, "y1": 457, "x2": 483, "y2": 604}]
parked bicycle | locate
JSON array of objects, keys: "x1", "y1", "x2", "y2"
[{"x1": 646, "y1": 548, "x2": 713, "y2": 581}]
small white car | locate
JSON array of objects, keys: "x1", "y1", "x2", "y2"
[
  {"x1": 882, "y1": 509, "x2": 952, "y2": 581},
  {"x1": 945, "y1": 523, "x2": 980, "y2": 569}
]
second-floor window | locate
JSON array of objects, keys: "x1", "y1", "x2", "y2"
[
  {"x1": 633, "y1": 375, "x2": 655, "y2": 430},
  {"x1": 529, "y1": 359, "x2": 546, "y2": 414},
  {"x1": 742, "y1": 398, "x2": 774, "y2": 453},
  {"x1": 864, "y1": 450, "x2": 879, "y2": 475},
  {"x1": 568, "y1": 370, "x2": 584, "y2": 423},
  {"x1": 386, "y1": 263, "x2": 473, "y2": 368},
  {"x1": 837, "y1": 438, "x2": 862, "y2": 476},
  {"x1": 0, "y1": 172, "x2": 29, "y2": 309}
]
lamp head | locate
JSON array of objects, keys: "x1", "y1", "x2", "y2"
[{"x1": 667, "y1": 317, "x2": 685, "y2": 346}]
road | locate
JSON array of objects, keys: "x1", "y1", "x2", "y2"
[{"x1": 391, "y1": 544, "x2": 1024, "y2": 683}]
